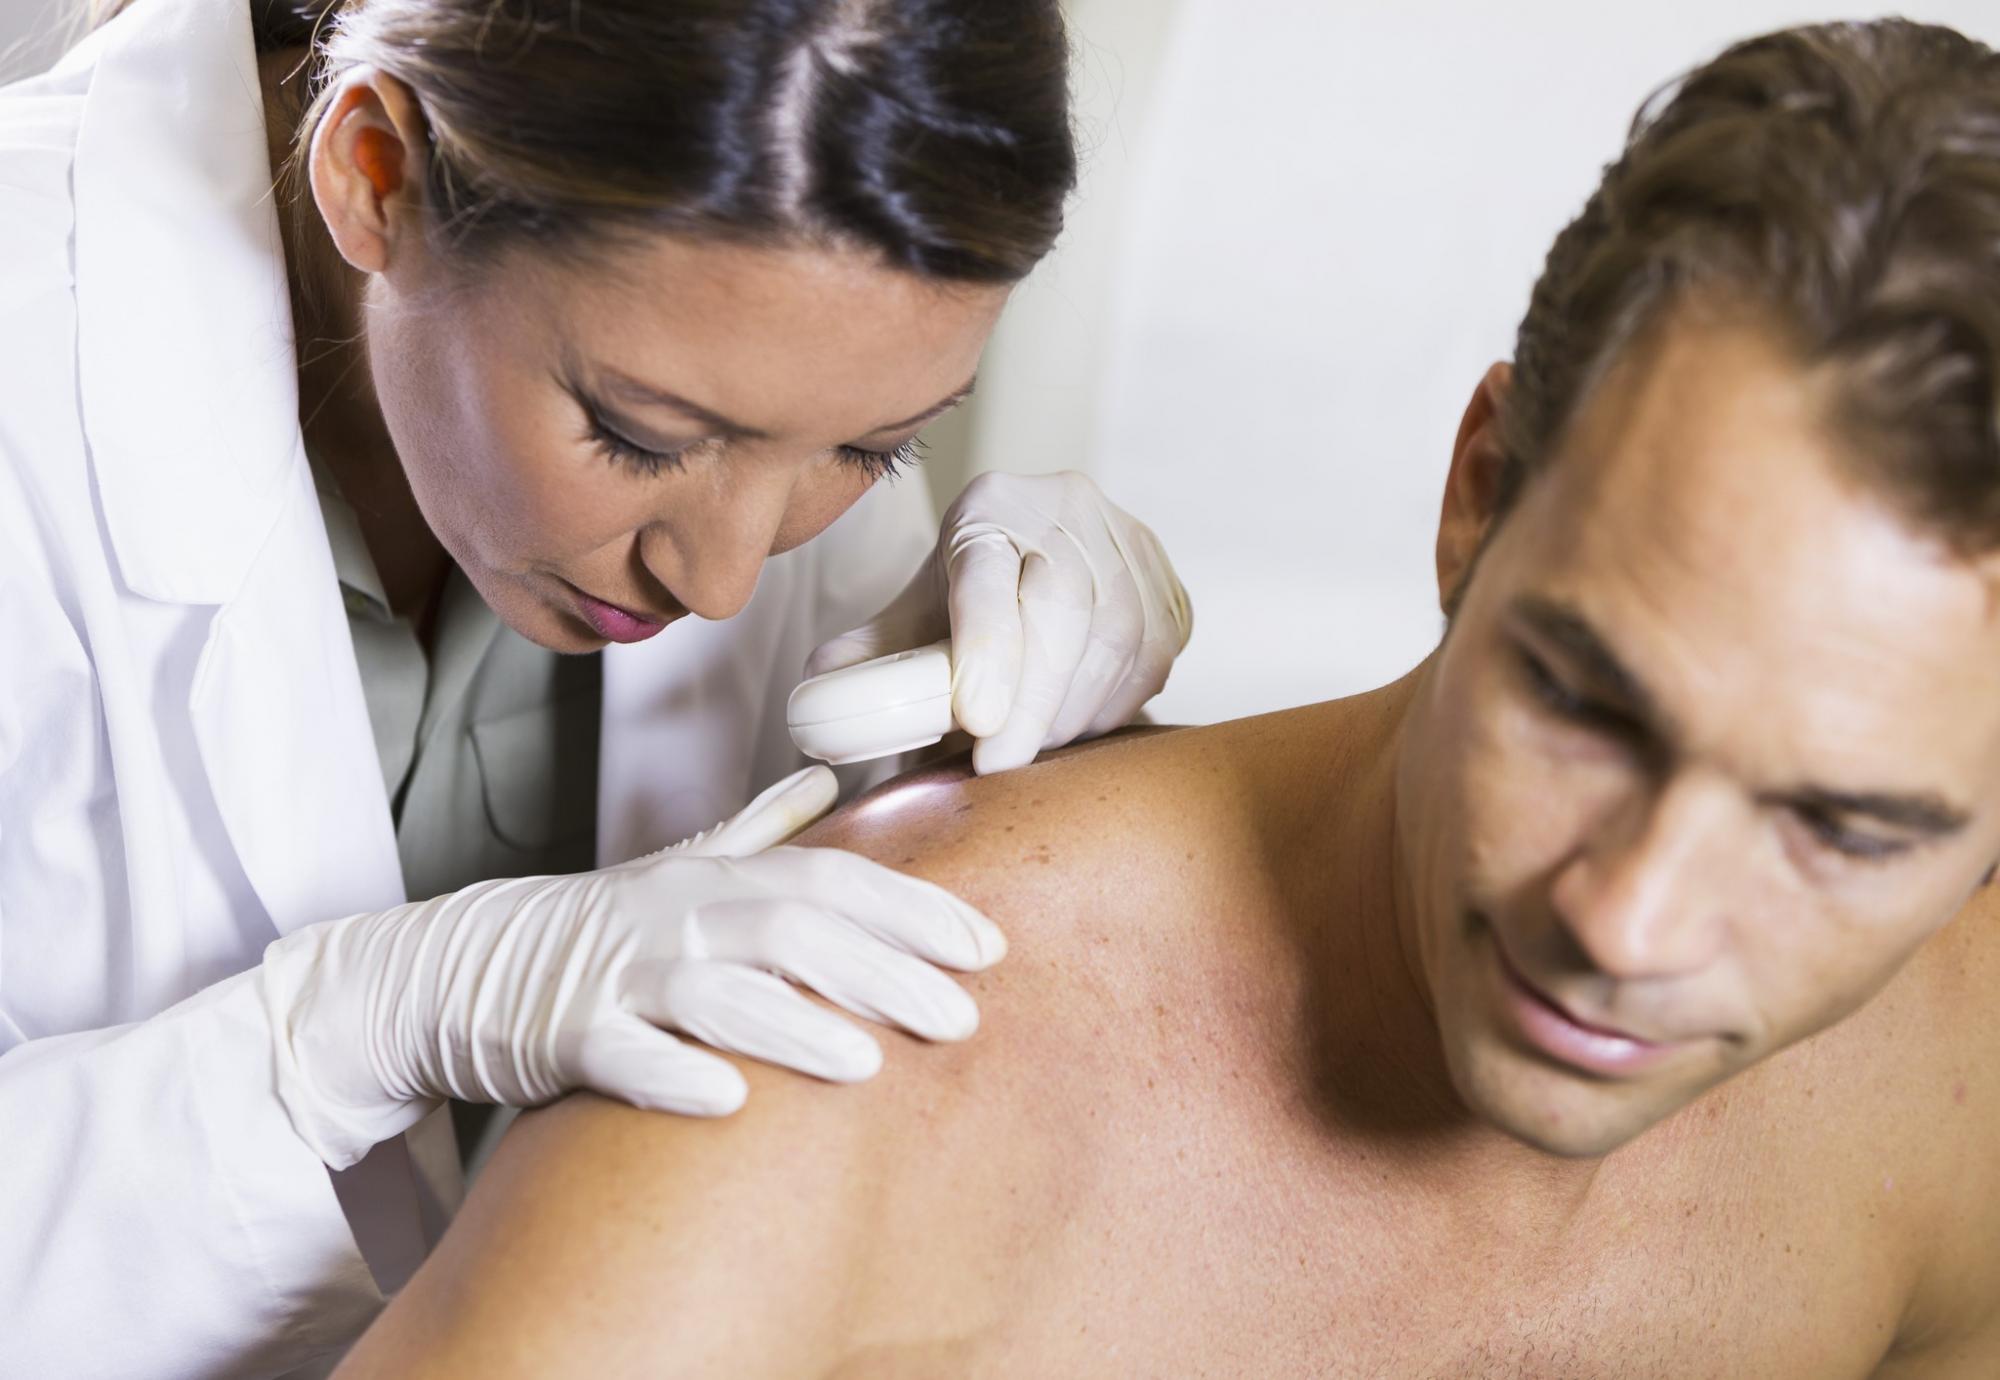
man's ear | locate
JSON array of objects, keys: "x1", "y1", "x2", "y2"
[
  {"x1": 308, "y1": 69, "x2": 428, "y2": 276},
  {"x1": 1435, "y1": 362, "x2": 1514, "y2": 615}
]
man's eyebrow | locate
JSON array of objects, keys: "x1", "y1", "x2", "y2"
[
  {"x1": 1785, "y1": 785, "x2": 1970, "y2": 837},
  {"x1": 1511, "y1": 598, "x2": 1971, "y2": 837},
  {"x1": 595, "y1": 369, "x2": 977, "y2": 442},
  {"x1": 1510, "y1": 595, "x2": 1672, "y2": 736}
]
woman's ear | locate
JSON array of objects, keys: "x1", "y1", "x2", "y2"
[
  {"x1": 1435, "y1": 361, "x2": 1514, "y2": 616},
  {"x1": 308, "y1": 69, "x2": 428, "y2": 275}
]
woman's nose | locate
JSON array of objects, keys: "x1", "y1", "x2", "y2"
[
  {"x1": 640, "y1": 469, "x2": 798, "y2": 622},
  {"x1": 1549, "y1": 774, "x2": 1734, "y2": 980}
]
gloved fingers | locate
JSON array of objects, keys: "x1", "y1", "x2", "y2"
[
  {"x1": 1079, "y1": 628, "x2": 1184, "y2": 739},
  {"x1": 942, "y1": 524, "x2": 1027, "y2": 737},
  {"x1": 571, "y1": 1011, "x2": 751, "y2": 1116},
  {"x1": 626, "y1": 957, "x2": 885, "y2": 1083},
  {"x1": 1041, "y1": 574, "x2": 1146, "y2": 748},
  {"x1": 688, "y1": 898, "x2": 980, "y2": 1041},
  {"x1": 805, "y1": 561, "x2": 947, "y2": 678},
  {"x1": 1121, "y1": 515, "x2": 1195, "y2": 653},
  {"x1": 1066, "y1": 517, "x2": 1192, "y2": 742},
  {"x1": 739, "y1": 846, "x2": 1009, "y2": 970},
  {"x1": 969, "y1": 549, "x2": 1094, "y2": 775},
  {"x1": 668, "y1": 766, "x2": 840, "y2": 859}
]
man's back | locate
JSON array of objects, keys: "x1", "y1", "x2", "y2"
[{"x1": 336, "y1": 697, "x2": 2000, "y2": 1378}]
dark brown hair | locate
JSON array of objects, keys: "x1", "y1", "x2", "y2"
[
  {"x1": 1497, "y1": 19, "x2": 2000, "y2": 553},
  {"x1": 92, "y1": 0, "x2": 1076, "y2": 283}
]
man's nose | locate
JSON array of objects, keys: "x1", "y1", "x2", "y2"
[
  {"x1": 644, "y1": 469, "x2": 799, "y2": 622},
  {"x1": 1549, "y1": 773, "x2": 1733, "y2": 980}
]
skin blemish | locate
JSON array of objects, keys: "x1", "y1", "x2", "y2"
[{"x1": 1953, "y1": 1080, "x2": 1968, "y2": 1105}]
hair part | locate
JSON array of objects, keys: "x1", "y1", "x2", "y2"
[
  {"x1": 1495, "y1": 19, "x2": 2000, "y2": 556},
  {"x1": 88, "y1": 0, "x2": 1075, "y2": 285}
]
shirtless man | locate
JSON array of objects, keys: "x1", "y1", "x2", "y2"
[{"x1": 336, "y1": 20, "x2": 2000, "y2": 1378}]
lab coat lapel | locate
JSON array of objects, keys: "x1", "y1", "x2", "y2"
[
  {"x1": 69, "y1": 0, "x2": 298, "y2": 606},
  {"x1": 71, "y1": 0, "x2": 404, "y2": 933},
  {"x1": 188, "y1": 464, "x2": 407, "y2": 936}
]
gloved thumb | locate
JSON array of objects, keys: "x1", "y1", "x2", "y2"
[{"x1": 666, "y1": 766, "x2": 841, "y2": 859}]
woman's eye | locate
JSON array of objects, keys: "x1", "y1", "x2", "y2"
[
  {"x1": 1790, "y1": 804, "x2": 1911, "y2": 863},
  {"x1": 584, "y1": 414, "x2": 689, "y2": 477},
  {"x1": 837, "y1": 435, "x2": 928, "y2": 482}
]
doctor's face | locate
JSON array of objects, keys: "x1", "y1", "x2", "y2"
[
  {"x1": 1396, "y1": 309, "x2": 2000, "y2": 1159},
  {"x1": 365, "y1": 234, "x2": 1007, "y2": 650}
]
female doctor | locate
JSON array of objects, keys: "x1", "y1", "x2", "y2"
[{"x1": 0, "y1": 0, "x2": 1191, "y2": 1372}]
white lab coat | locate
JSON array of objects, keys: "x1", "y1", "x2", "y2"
[{"x1": 0, "y1": 0, "x2": 932, "y2": 1373}]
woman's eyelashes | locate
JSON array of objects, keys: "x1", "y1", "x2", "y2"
[
  {"x1": 841, "y1": 433, "x2": 927, "y2": 482},
  {"x1": 574, "y1": 392, "x2": 928, "y2": 481}
]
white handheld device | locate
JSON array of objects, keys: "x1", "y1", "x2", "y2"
[{"x1": 786, "y1": 638, "x2": 957, "y2": 765}]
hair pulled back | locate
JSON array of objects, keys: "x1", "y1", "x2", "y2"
[
  {"x1": 1499, "y1": 19, "x2": 2000, "y2": 554},
  {"x1": 95, "y1": 0, "x2": 1076, "y2": 282}
]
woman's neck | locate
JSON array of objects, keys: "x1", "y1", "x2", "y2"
[{"x1": 261, "y1": 46, "x2": 451, "y2": 624}]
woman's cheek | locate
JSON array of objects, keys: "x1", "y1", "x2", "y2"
[{"x1": 770, "y1": 465, "x2": 878, "y2": 556}]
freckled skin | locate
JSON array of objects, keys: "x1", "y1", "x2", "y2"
[{"x1": 338, "y1": 315, "x2": 2000, "y2": 1377}]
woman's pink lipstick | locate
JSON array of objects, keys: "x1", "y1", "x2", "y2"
[{"x1": 567, "y1": 585, "x2": 676, "y2": 644}]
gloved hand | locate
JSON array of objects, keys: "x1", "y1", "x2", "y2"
[
  {"x1": 810, "y1": 470, "x2": 1194, "y2": 775},
  {"x1": 257, "y1": 766, "x2": 1003, "y2": 1169}
]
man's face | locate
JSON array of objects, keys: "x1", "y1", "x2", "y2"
[{"x1": 1397, "y1": 311, "x2": 2000, "y2": 1157}]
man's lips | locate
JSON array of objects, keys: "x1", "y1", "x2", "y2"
[
  {"x1": 1485, "y1": 926, "x2": 1689, "y2": 1077},
  {"x1": 1500, "y1": 946, "x2": 1655, "y2": 1042}
]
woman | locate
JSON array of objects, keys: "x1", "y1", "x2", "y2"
[{"x1": 0, "y1": 0, "x2": 1192, "y2": 1372}]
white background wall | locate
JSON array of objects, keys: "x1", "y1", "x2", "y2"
[
  {"x1": 960, "y1": 0, "x2": 2000, "y2": 727},
  {"x1": 11, "y1": 2, "x2": 2000, "y2": 724},
  {"x1": 0, "y1": 0, "x2": 74, "y2": 80}
]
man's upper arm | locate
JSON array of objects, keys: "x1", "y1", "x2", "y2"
[{"x1": 333, "y1": 1082, "x2": 878, "y2": 1379}]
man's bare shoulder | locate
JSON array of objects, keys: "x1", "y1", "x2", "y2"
[
  {"x1": 1850, "y1": 885, "x2": 2000, "y2": 1368},
  {"x1": 336, "y1": 711, "x2": 1325, "y2": 1378}
]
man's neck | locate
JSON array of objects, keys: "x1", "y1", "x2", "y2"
[{"x1": 1286, "y1": 671, "x2": 1612, "y2": 1222}]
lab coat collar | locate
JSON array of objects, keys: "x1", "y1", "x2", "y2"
[{"x1": 70, "y1": 0, "x2": 304, "y2": 606}]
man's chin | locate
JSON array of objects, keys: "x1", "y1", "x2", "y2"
[{"x1": 1448, "y1": 1040, "x2": 1685, "y2": 1159}]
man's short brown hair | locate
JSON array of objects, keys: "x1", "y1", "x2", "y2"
[{"x1": 1498, "y1": 19, "x2": 2000, "y2": 554}]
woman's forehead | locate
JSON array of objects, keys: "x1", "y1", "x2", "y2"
[{"x1": 467, "y1": 236, "x2": 1009, "y2": 437}]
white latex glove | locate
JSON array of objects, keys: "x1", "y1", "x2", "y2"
[
  {"x1": 810, "y1": 470, "x2": 1194, "y2": 774},
  {"x1": 257, "y1": 766, "x2": 1003, "y2": 1169}
]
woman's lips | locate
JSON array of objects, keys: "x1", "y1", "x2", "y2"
[
  {"x1": 1487, "y1": 930, "x2": 1686, "y2": 1079},
  {"x1": 564, "y1": 583, "x2": 680, "y2": 644}
]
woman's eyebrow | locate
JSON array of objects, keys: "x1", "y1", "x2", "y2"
[
  {"x1": 592, "y1": 367, "x2": 976, "y2": 441},
  {"x1": 865, "y1": 377, "x2": 977, "y2": 436},
  {"x1": 596, "y1": 367, "x2": 769, "y2": 441}
]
